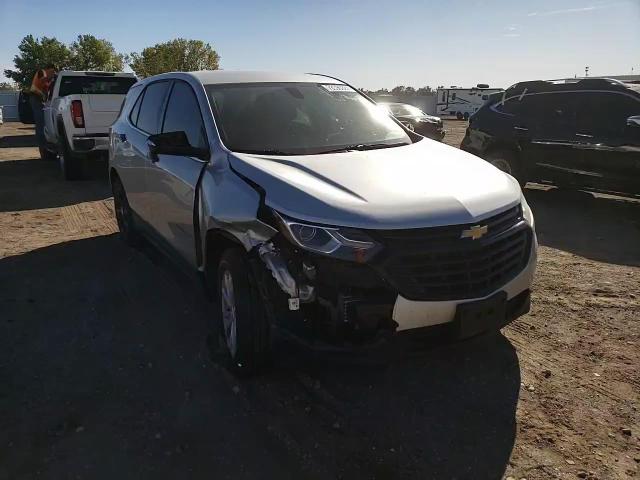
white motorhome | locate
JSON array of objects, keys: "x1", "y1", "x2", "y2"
[{"x1": 436, "y1": 84, "x2": 503, "y2": 120}]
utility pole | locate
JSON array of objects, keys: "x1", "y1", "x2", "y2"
[{"x1": 585, "y1": 66, "x2": 589, "y2": 77}]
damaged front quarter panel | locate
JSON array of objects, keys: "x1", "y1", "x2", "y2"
[{"x1": 197, "y1": 154, "x2": 314, "y2": 310}]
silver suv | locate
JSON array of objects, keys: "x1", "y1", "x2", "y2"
[{"x1": 109, "y1": 71, "x2": 537, "y2": 374}]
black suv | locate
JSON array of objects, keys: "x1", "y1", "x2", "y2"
[{"x1": 461, "y1": 78, "x2": 640, "y2": 196}]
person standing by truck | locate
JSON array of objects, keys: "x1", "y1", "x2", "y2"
[{"x1": 29, "y1": 64, "x2": 56, "y2": 159}]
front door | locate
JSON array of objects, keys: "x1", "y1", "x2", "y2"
[
  {"x1": 42, "y1": 76, "x2": 59, "y2": 144},
  {"x1": 574, "y1": 90, "x2": 640, "y2": 194},
  {"x1": 144, "y1": 80, "x2": 209, "y2": 267}
]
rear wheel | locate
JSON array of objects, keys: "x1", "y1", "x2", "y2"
[
  {"x1": 58, "y1": 138, "x2": 82, "y2": 180},
  {"x1": 216, "y1": 248, "x2": 271, "y2": 376},
  {"x1": 39, "y1": 146, "x2": 57, "y2": 161},
  {"x1": 456, "y1": 112, "x2": 463, "y2": 120},
  {"x1": 112, "y1": 177, "x2": 142, "y2": 247},
  {"x1": 463, "y1": 112, "x2": 470, "y2": 121},
  {"x1": 487, "y1": 149, "x2": 526, "y2": 188}
]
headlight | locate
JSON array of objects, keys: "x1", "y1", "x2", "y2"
[
  {"x1": 275, "y1": 212, "x2": 381, "y2": 262},
  {"x1": 521, "y1": 194, "x2": 534, "y2": 228}
]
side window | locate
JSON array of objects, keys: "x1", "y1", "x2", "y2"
[
  {"x1": 129, "y1": 89, "x2": 144, "y2": 125},
  {"x1": 577, "y1": 92, "x2": 640, "y2": 138},
  {"x1": 162, "y1": 81, "x2": 207, "y2": 149},
  {"x1": 441, "y1": 91, "x2": 445, "y2": 102},
  {"x1": 136, "y1": 81, "x2": 171, "y2": 134},
  {"x1": 495, "y1": 96, "x2": 522, "y2": 115},
  {"x1": 529, "y1": 92, "x2": 577, "y2": 135}
]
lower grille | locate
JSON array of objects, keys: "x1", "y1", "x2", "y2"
[{"x1": 372, "y1": 206, "x2": 532, "y2": 301}]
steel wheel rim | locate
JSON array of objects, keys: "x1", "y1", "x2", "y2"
[
  {"x1": 491, "y1": 158, "x2": 512, "y2": 175},
  {"x1": 220, "y1": 270, "x2": 238, "y2": 357}
]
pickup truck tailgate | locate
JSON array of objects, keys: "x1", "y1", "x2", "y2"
[{"x1": 84, "y1": 94, "x2": 125, "y2": 133}]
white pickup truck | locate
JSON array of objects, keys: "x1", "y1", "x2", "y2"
[{"x1": 43, "y1": 71, "x2": 137, "y2": 179}]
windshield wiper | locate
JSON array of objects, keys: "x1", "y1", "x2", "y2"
[
  {"x1": 313, "y1": 142, "x2": 410, "y2": 154},
  {"x1": 233, "y1": 148, "x2": 297, "y2": 156}
]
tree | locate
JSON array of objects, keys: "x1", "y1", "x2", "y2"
[
  {"x1": 416, "y1": 86, "x2": 434, "y2": 95},
  {"x1": 70, "y1": 35, "x2": 124, "y2": 71},
  {"x1": 0, "y1": 81, "x2": 18, "y2": 90},
  {"x1": 128, "y1": 38, "x2": 220, "y2": 78},
  {"x1": 391, "y1": 85, "x2": 407, "y2": 96},
  {"x1": 4, "y1": 35, "x2": 71, "y2": 89}
]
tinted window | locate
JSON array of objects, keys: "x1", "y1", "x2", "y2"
[
  {"x1": 577, "y1": 92, "x2": 640, "y2": 138},
  {"x1": 162, "y1": 81, "x2": 207, "y2": 149},
  {"x1": 137, "y1": 81, "x2": 170, "y2": 134},
  {"x1": 58, "y1": 76, "x2": 136, "y2": 97},
  {"x1": 128, "y1": 88, "x2": 144, "y2": 124},
  {"x1": 498, "y1": 92, "x2": 577, "y2": 129}
]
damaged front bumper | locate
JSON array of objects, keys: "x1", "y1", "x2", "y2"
[{"x1": 251, "y1": 229, "x2": 537, "y2": 350}]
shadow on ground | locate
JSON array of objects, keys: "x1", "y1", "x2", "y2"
[
  {"x1": 0, "y1": 134, "x2": 37, "y2": 148},
  {"x1": 0, "y1": 234, "x2": 520, "y2": 480},
  {"x1": 0, "y1": 157, "x2": 111, "y2": 212},
  {"x1": 525, "y1": 187, "x2": 640, "y2": 266}
]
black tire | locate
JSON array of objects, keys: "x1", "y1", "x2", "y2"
[
  {"x1": 463, "y1": 112, "x2": 470, "y2": 121},
  {"x1": 39, "y1": 146, "x2": 57, "y2": 161},
  {"x1": 58, "y1": 138, "x2": 83, "y2": 180},
  {"x1": 112, "y1": 177, "x2": 142, "y2": 247},
  {"x1": 216, "y1": 248, "x2": 271, "y2": 376},
  {"x1": 456, "y1": 112, "x2": 463, "y2": 120},
  {"x1": 487, "y1": 149, "x2": 527, "y2": 188}
]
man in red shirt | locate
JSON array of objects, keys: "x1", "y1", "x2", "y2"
[{"x1": 29, "y1": 63, "x2": 56, "y2": 159}]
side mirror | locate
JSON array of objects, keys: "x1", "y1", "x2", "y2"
[
  {"x1": 627, "y1": 116, "x2": 640, "y2": 128},
  {"x1": 147, "y1": 131, "x2": 209, "y2": 161}
]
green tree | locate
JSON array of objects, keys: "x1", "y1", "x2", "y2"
[
  {"x1": 128, "y1": 38, "x2": 220, "y2": 78},
  {"x1": 3, "y1": 35, "x2": 71, "y2": 89},
  {"x1": 69, "y1": 35, "x2": 124, "y2": 71}
]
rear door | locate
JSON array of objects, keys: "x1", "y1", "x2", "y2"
[
  {"x1": 574, "y1": 90, "x2": 640, "y2": 193},
  {"x1": 517, "y1": 92, "x2": 585, "y2": 184},
  {"x1": 144, "y1": 80, "x2": 209, "y2": 266},
  {"x1": 123, "y1": 80, "x2": 172, "y2": 223}
]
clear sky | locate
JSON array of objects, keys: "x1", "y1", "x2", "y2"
[{"x1": 0, "y1": 0, "x2": 638, "y2": 89}]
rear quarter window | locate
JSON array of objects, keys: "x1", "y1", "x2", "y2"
[{"x1": 135, "y1": 81, "x2": 171, "y2": 134}]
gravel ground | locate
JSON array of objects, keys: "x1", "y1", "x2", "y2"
[{"x1": 1, "y1": 121, "x2": 638, "y2": 480}]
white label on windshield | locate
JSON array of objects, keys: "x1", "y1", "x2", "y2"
[{"x1": 321, "y1": 84, "x2": 355, "y2": 93}]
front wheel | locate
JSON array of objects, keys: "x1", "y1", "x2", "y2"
[
  {"x1": 216, "y1": 248, "x2": 271, "y2": 376},
  {"x1": 456, "y1": 112, "x2": 463, "y2": 120},
  {"x1": 487, "y1": 150, "x2": 526, "y2": 188}
]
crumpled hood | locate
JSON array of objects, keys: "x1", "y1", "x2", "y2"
[{"x1": 229, "y1": 139, "x2": 521, "y2": 229}]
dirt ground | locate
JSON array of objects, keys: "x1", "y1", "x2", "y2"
[{"x1": 1, "y1": 121, "x2": 638, "y2": 480}]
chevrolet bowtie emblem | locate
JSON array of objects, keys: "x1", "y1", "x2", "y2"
[{"x1": 461, "y1": 224, "x2": 488, "y2": 240}]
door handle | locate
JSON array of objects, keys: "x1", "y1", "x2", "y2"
[
  {"x1": 576, "y1": 133, "x2": 593, "y2": 138},
  {"x1": 514, "y1": 126, "x2": 529, "y2": 132}
]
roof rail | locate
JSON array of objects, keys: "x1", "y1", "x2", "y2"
[{"x1": 506, "y1": 77, "x2": 629, "y2": 94}]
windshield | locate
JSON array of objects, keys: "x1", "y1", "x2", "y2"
[
  {"x1": 58, "y1": 76, "x2": 137, "y2": 97},
  {"x1": 387, "y1": 104, "x2": 425, "y2": 117},
  {"x1": 205, "y1": 82, "x2": 412, "y2": 155}
]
